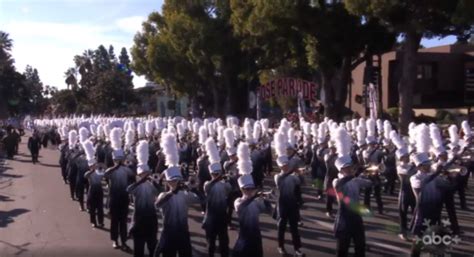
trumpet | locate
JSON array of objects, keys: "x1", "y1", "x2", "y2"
[
  {"x1": 362, "y1": 163, "x2": 386, "y2": 176},
  {"x1": 444, "y1": 165, "x2": 468, "y2": 176}
]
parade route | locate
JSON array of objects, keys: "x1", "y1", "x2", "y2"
[{"x1": 1, "y1": 136, "x2": 474, "y2": 257}]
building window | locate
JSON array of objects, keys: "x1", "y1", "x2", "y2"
[{"x1": 417, "y1": 64, "x2": 433, "y2": 79}]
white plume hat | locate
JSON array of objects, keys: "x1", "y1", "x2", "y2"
[
  {"x1": 82, "y1": 139, "x2": 96, "y2": 166},
  {"x1": 237, "y1": 142, "x2": 252, "y2": 175},
  {"x1": 205, "y1": 138, "x2": 222, "y2": 173},
  {"x1": 136, "y1": 140, "x2": 150, "y2": 175},
  {"x1": 224, "y1": 127, "x2": 236, "y2": 155},
  {"x1": 68, "y1": 130, "x2": 78, "y2": 150}
]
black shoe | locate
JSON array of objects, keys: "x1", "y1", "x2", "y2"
[
  {"x1": 325, "y1": 212, "x2": 334, "y2": 218},
  {"x1": 294, "y1": 250, "x2": 305, "y2": 257},
  {"x1": 121, "y1": 243, "x2": 131, "y2": 251},
  {"x1": 92, "y1": 223, "x2": 97, "y2": 228},
  {"x1": 112, "y1": 241, "x2": 119, "y2": 249},
  {"x1": 98, "y1": 223, "x2": 104, "y2": 228}
]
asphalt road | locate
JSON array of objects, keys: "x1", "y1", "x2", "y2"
[{"x1": 1, "y1": 136, "x2": 474, "y2": 257}]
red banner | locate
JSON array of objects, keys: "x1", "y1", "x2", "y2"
[{"x1": 258, "y1": 78, "x2": 318, "y2": 101}]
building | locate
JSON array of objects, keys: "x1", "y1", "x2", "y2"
[
  {"x1": 134, "y1": 82, "x2": 189, "y2": 117},
  {"x1": 348, "y1": 44, "x2": 474, "y2": 117}
]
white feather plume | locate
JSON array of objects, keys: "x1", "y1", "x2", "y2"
[
  {"x1": 136, "y1": 140, "x2": 149, "y2": 166},
  {"x1": 68, "y1": 130, "x2": 78, "y2": 148},
  {"x1": 237, "y1": 142, "x2": 252, "y2": 175},
  {"x1": 244, "y1": 121, "x2": 253, "y2": 143},
  {"x1": 90, "y1": 124, "x2": 97, "y2": 136},
  {"x1": 311, "y1": 123, "x2": 318, "y2": 138},
  {"x1": 232, "y1": 125, "x2": 240, "y2": 139},
  {"x1": 217, "y1": 126, "x2": 225, "y2": 145},
  {"x1": 199, "y1": 126, "x2": 208, "y2": 144},
  {"x1": 383, "y1": 120, "x2": 392, "y2": 139},
  {"x1": 224, "y1": 128, "x2": 235, "y2": 148},
  {"x1": 125, "y1": 129, "x2": 135, "y2": 150},
  {"x1": 274, "y1": 131, "x2": 287, "y2": 158},
  {"x1": 82, "y1": 139, "x2": 95, "y2": 162},
  {"x1": 253, "y1": 121, "x2": 262, "y2": 142},
  {"x1": 461, "y1": 120, "x2": 471, "y2": 137},
  {"x1": 334, "y1": 127, "x2": 352, "y2": 157},
  {"x1": 145, "y1": 120, "x2": 155, "y2": 136},
  {"x1": 415, "y1": 124, "x2": 430, "y2": 153},
  {"x1": 429, "y1": 125, "x2": 443, "y2": 148},
  {"x1": 448, "y1": 125, "x2": 459, "y2": 144},
  {"x1": 390, "y1": 131, "x2": 406, "y2": 150},
  {"x1": 288, "y1": 127, "x2": 297, "y2": 147},
  {"x1": 137, "y1": 122, "x2": 145, "y2": 138},
  {"x1": 110, "y1": 127, "x2": 123, "y2": 151},
  {"x1": 103, "y1": 123, "x2": 111, "y2": 140},
  {"x1": 79, "y1": 127, "x2": 89, "y2": 143},
  {"x1": 161, "y1": 133, "x2": 179, "y2": 167},
  {"x1": 366, "y1": 118, "x2": 376, "y2": 137},
  {"x1": 205, "y1": 138, "x2": 220, "y2": 164},
  {"x1": 177, "y1": 123, "x2": 185, "y2": 138},
  {"x1": 376, "y1": 119, "x2": 383, "y2": 134},
  {"x1": 260, "y1": 119, "x2": 269, "y2": 134}
]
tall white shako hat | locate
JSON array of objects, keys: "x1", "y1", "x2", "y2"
[
  {"x1": 110, "y1": 127, "x2": 125, "y2": 160},
  {"x1": 237, "y1": 142, "x2": 254, "y2": 189},
  {"x1": 205, "y1": 137, "x2": 222, "y2": 174},
  {"x1": 162, "y1": 132, "x2": 182, "y2": 181},
  {"x1": 136, "y1": 140, "x2": 150, "y2": 175},
  {"x1": 334, "y1": 126, "x2": 353, "y2": 171},
  {"x1": 82, "y1": 139, "x2": 97, "y2": 167},
  {"x1": 365, "y1": 118, "x2": 377, "y2": 145}
]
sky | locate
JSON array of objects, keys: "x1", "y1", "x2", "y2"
[{"x1": 0, "y1": 0, "x2": 457, "y2": 90}]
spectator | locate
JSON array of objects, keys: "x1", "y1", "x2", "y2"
[{"x1": 28, "y1": 130, "x2": 42, "y2": 164}]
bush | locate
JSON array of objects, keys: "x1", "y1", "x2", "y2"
[
  {"x1": 386, "y1": 107, "x2": 399, "y2": 121},
  {"x1": 435, "y1": 110, "x2": 456, "y2": 124}
]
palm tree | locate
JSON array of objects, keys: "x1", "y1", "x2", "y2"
[{"x1": 0, "y1": 31, "x2": 13, "y2": 52}]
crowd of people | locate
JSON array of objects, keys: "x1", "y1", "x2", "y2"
[{"x1": 29, "y1": 115, "x2": 472, "y2": 257}]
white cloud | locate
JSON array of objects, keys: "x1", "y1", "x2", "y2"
[
  {"x1": 4, "y1": 19, "x2": 148, "y2": 89},
  {"x1": 116, "y1": 16, "x2": 145, "y2": 34},
  {"x1": 20, "y1": 6, "x2": 30, "y2": 14}
]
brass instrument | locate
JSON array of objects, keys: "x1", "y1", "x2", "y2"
[
  {"x1": 362, "y1": 163, "x2": 386, "y2": 176},
  {"x1": 445, "y1": 165, "x2": 468, "y2": 176}
]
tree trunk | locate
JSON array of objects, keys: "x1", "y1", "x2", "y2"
[
  {"x1": 323, "y1": 57, "x2": 352, "y2": 121},
  {"x1": 212, "y1": 85, "x2": 219, "y2": 117},
  {"x1": 398, "y1": 32, "x2": 421, "y2": 135}
]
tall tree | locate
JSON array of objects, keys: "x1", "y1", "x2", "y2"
[
  {"x1": 230, "y1": 0, "x2": 396, "y2": 120},
  {"x1": 346, "y1": 0, "x2": 473, "y2": 134},
  {"x1": 132, "y1": 0, "x2": 253, "y2": 116},
  {"x1": 119, "y1": 47, "x2": 131, "y2": 68}
]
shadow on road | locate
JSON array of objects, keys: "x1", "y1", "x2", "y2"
[
  {"x1": 0, "y1": 208, "x2": 31, "y2": 228},
  {"x1": 0, "y1": 240, "x2": 31, "y2": 256},
  {"x1": 39, "y1": 163, "x2": 60, "y2": 168},
  {"x1": 0, "y1": 194, "x2": 14, "y2": 202}
]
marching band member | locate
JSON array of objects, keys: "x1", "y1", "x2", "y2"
[
  {"x1": 83, "y1": 139, "x2": 105, "y2": 229},
  {"x1": 232, "y1": 142, "x2": 272, "y2": 257},
  {"x1": 333, "y1": 126, "x2": 372, "y2": 257},
  {"x1": 203, "y1": 137, "x2": 231, "y2": 257},
  {"x1": 361, "y1": 120, "x2": 384, "y2": 215},
  {"x1": 273, "y1": 131, "x2": 304, "y2": 256},
  {"x1": 155, "y1": 132, "x2": 199, "y2": 257},
  {"x1": 127, "y1": 140, "x2": 161, "y2": 257},
  {"x1": 223, "y1": 127, "x2": 240, "y2": 229},
  {"x1": 390, "y1": 131, "x2": 415, "y2": 241},
  {"x1": 105, "y1": 127, "x2": 135, "y2": 250}
]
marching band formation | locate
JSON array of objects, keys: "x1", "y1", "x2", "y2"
[{"x1": 31, "y1": 115, "x2": 472, "y2": 257}]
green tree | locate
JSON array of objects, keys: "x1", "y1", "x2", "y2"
[
  {"x1": 230, "y1": 0, "x2": 395, "y2": 120},
  {"x1": 132, "y1": 0, "x2": 253, "y2": 116},
  {"x1": 119, "y1": 47, "x2": 131, "y2": 68},
  {"x1": 64, "y1": 45, "x2": 136, "y2": 114},
  {"x1": 345, "y1": 0, "x2": 473, "y2": 134}
]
